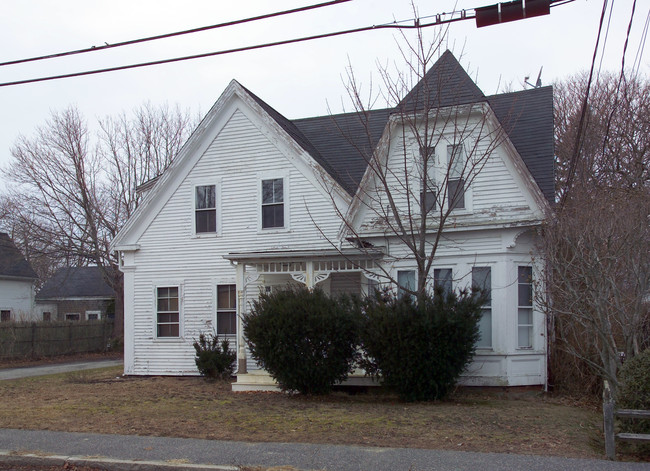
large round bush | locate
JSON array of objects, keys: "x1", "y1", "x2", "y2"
[
  {"x1": 359, "y1": 288, "x2": 485, "y2": 401},
  {"x1": 243, "y1": 286, "x2": 359, "y2": 395}
]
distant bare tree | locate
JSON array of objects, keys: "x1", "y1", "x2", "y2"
[{"x1": 2, "y1": 103, "x2": 194, "y2": 336}]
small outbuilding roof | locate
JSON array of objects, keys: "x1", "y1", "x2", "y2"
[
  {"x1": 0, "y1": 232, "x2": 38, "y2": 280},
  {"x1": 36, "y1": 266, "x2": 114, "y2": 300}
]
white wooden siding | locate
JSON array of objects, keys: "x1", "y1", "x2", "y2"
[{"x1": 128, "y1": 109, "x2": 347, "y2": 375}]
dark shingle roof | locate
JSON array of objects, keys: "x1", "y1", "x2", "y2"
[
  {"x1": 0, "y1": 233, "x2": 38, "y2": 280},
  {"x1": 293, "y1": 109, "x2": 391, "y2": 195},
  {"x1": 487, "y1": 86, "x2": 555, "y2": 203},
  {"x1": 398, "y1": 49, "x2": 486, "y2": 111},
  {"x1": 243, "y1": 50, "x2": 554, "y2": 203},
  {"x1": 36, "y1": 267, "x2": 114, "y2": 300}
]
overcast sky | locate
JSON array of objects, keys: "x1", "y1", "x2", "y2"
[{"x1": 0, "y1": 0, "x2": 647, "y2": 186}]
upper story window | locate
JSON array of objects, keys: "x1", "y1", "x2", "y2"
[
  {"x1": 517, "y1": 266, "x2": 534, "y2": 348},
  {"x1": 419, "y1": 146, "x2": 437, "y2": 214},
  {"x1": 472, "y1": 266, "x2": 492, "y2": 348},
  {"x1": 195, "y1": 185, "x2": 216, "y2": 233},
  {"x1": 262, "y1": 178, "x2": 284, "y2": 229},
  {"x1": 157, "y1": 286, "x2": 180, "y2": 338},
  {"x1": 447, "y1": 144, "x2": 465, "y2": 210}
]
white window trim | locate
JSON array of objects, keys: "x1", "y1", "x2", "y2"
[
  {"x1": 517, "y1": 265, "x2": 535, "y2": 350},
  {"x1": 192, "y1": 180, "x2": 222, "y2": 238},
  {"x1": 153, "y1": 282, "x2": 184, "y2": 341},
  {"x1": 434, "y1": 139, "x2": 474, "y2": 214},
  {"x1": 257, "y1": 171, "x2": 290, "y2": 233},
  {"x1": 471, "y1": 265, "x2": 492, "y2": 350},
  {"x1": 85, "y1": 310, "x2": 102, "y2": 320}
]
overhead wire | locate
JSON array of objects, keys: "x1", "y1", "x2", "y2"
[
  {"x1": 0, "y1": 0, "x2": 573, "y2": 88},
  {"x1": 631, "y1": 8, "x2": 649, "y2": 77},
  {"x1": 561, "y1": 0, "x2": 609, "y2": 205},
  {"x1": 0, "y1": 0, "x2": 352, "y2": 67}
]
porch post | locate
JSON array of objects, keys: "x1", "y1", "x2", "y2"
[
  {"x1": 305, "y1": 260, "x2": 314, "y2": 289},
  {"x1": 235, "y1": 261, "x2": 247, "y2": 374}
]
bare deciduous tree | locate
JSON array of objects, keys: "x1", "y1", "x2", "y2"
[
  {"x1": 328, "y1": 31, "x2": 509, "y2": 304},
  {"x1": 1, "y1": 103, "x2": 194, "y2": 336},
  {"x1": 544, "y1": 72, "x2": 650, "y2": 394}
]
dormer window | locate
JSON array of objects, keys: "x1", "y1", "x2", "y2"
[
  {"x1": 195, "y1": 185, "x2": 216, "y2": 233},
  {"x1": 262, "y1": 178, "x2": 284, "y2": 229},
  {"x1": 447, "y1": 144, "x2": 465, "y2": 210}
]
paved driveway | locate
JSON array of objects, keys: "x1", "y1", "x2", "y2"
[{"x1": 0, "y1": 359, "x2": 122, "y2": 380}]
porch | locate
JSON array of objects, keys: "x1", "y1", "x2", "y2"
[{"x1": 223, "y1": 248, "x2": 383, "y2": 392}]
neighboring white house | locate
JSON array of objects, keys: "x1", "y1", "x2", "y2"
[
  {"x1": 111, "y1": 51, "x2": 554, "y2": 389},
  {"x1": 0, "y1": 233, "x2": 38, "y2": 322}
]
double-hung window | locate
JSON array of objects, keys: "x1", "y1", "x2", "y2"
[
  {"x1": 262, "y1": 178, "x2": 284, "y2": 229},
  {"x1": 397, "y1": 270, "x2": 415, "y2": 300},
  {"x1": 216, "y1": 284, "x2": 237, "y2": 336},
  {"x1": 420, "y1": 146, "x2": 437, "y2": 214},
  {"x1": 195, "y1": 185, "x2": 216, "y2": 233},
  {"x1": 472, "y1": 267, "x2": 492, "y2": 348},
  {"x1": 517, "y1": 266, "x2": 534, "y2": 348},
  {"x1": 447, "y1": 144, "x2": 465, "y2": 210},
  {"x1": 157, "y1": 286, "x2": 180, "y2": 338},
  {"x1": 434, "y1": 268, "x2": 453, "y2": 297}
]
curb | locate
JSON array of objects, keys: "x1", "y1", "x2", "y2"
[{"x1": 0, "y1": 451, "x2": 239, "y2": 471}]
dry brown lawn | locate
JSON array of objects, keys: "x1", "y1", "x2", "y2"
[{"x1": 0, "y1": 364, "x2": 609, "y2": 460}]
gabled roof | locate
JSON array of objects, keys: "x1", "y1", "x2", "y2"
[
  {"x1": 487, "y1": 86, "x2": 555, "y2": 203},
  {"x1": 36, "y1": 266, "x2": 114, "y2": 300},
  {"x1": 0, "y1": 233, "x2": 38, "y2": 280}
]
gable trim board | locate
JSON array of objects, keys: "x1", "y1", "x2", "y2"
[{"x1": 113, "y1": 51, "x2": 553, "y2": 389}]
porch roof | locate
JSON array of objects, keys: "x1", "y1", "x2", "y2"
[{"x1": 223, "y1": 248, "x2": 383, "y2": 263}]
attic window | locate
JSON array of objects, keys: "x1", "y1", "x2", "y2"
[
  {"x1": 447, "y1": 144, "x2": 466, "y2": 210},
  {"x1": 195, "y1": 185, "x2": 217, "y2": 233},
  {"x1": 262, "y1": 178, "x2": 284, "y2": 229}
]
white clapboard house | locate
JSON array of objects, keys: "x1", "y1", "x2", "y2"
[{"x1": 111, "y1": 51, "x2": 554, "y2": 390}]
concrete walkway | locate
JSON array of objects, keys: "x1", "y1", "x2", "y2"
[
  {"x1": 0, "y1": 359, "x2": 122, "y2": 380},
  {"x1": 0, "y1": 429, "x2": 647, "y2": 471}
]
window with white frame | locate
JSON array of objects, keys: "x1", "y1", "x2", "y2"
[
  {"x1": 216, "y1": 284, "x2": 236, "y2": 336},
  {"x1": 472, "y1": 267, "x2": 492, "y2": 348},
  {"x1": 261, "y1": 178, "x2": 284, "y2": 229},
  {"x1": 157, "y1": 286, "x2": 180, "y2": 338},
  {"x1": 86, "y1": 310, "x2": 101, "y2": 320},
  {"x1": 434, "y1": 268, "x2": 453, "y2": 297},
  {"x1": 419, "y1": 146, "x2": 437, "y2": 214},
  {"x1": 397, "y1": 270, "x2": 415, "y2": 299},
  {"x1": 195, "y1": 185, "x2": 216, "y2": 233},
  {"x1": 447, "y1": 144, "x2": 465, "y2": 210},
  {"x1": 518, "y1": 266, "x2": 534, "y2": 348}
]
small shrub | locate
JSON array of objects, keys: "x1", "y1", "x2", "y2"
[
  {"x1": 617, "y1": 348, "x2": 650, "y2": 435},
  {"x1": 243, "y1": 286, "x2": 359, "y2": 395},
  {"x1": 193, "y1": 332, "x2": 236, "y2": 380},
  {"x1": 359, "y1": 287, "x2": 485, "y2": 402}
]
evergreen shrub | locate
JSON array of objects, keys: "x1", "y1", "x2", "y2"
[
  {"x1": 243, "y1": 286, "x2": 359, "y2": 395},
  {"x1": 359, "y1": 287, "x2": 486, "y2": 401},
  {"x1": 617, "y1": 348, "x2": 650, "y2": 435},
  {"x1": 193, "y1": 332, "x2": 236, "y2": 380}
]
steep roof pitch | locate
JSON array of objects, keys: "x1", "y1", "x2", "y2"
[
  {"x1": 36, "y1": 266, "x2": 114, "y2": 300},
  {"x1": 0, "y1": 233, "x2": 38, "y2": 280},
  {"x1": 398, "y1": 49, "x2": 486, "y2": 111},
  {"x1": 487, "y1": 86, "x2": 555, "y2": 203}
]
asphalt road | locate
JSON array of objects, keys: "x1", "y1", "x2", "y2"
[
  {"x1": 0, "y1": 359, "x2": 122, "y2": 381},
  {"x1": 0, "y1": 429, "x2": 647, "y2": 471}
]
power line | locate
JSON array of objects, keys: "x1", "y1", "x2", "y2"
[
  {"x1": 0, "y1": 0, "x2": 572, "y2": 88},
  {"x1": 0, "y1": 0, "x2": 352, "y2": 67},
  {"x1": 562, "y1": 0, "x2": 609, "y2": 205}
]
